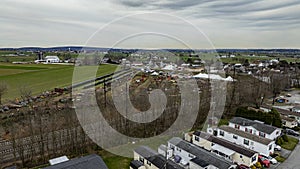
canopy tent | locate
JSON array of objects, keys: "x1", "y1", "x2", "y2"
[{"x1": 193, "y1": 73, "x2": 234, "y2": 82}]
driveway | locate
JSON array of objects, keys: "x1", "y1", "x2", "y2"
[
  {"x1": 279, "y1": 148, "x2": 291, "y2": 159},
  {"x1": 276, "y1": 143, "x2": 300, "y2": 169}
]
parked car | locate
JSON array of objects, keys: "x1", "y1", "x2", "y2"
[
  {"x1": 286, "y1": 129, "x2": 300, "y2": 136},
  {"x1": 258, "y1": 155, "x2": 270, "y2": 168},
  {"x1": 260, "y1": 154, "x2": 278, "y2": 164},
  {"x1": 274, "y1": 145, "x2": 282, "y2": 151},
  {"x1": 238, "y1": 164, "x2": 250, "y2": 169}
]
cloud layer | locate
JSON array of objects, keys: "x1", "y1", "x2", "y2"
[{"x1": 0, "y1": 0, "x2": 300, "y2": 48}]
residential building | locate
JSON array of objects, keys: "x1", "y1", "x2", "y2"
[
  {"x1": 261, "y1": 105, "x2": 300, "y2": 125},
  {"x1": 229, "y1": 117, "x2": 281, "y2": 140},
  {"x1": 167, "y1": 137, "x2": 237, "y2": 169},
  {"x1": 43, "y1": 154, "x2": 108, "y2": 169},
  {"x1": 210, "y1": 126, "x2": 275, "y2": 156},
  {"x1": 191, "y1": 131, "x2": 258, "y2": 167},
  {"x1": 291, "y1": 106, "x2": 300, "y2": 113},
  {"x1": 281, "y1": 115, "x2": 298, "y2": 128},
  {"x1": 133, "y1": 146, "x2": 183, "y2": 169}
]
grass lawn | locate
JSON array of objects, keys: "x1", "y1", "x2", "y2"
[
  {"x1": 281, "y1": 136, "x2": 299, "y2": 151},
  {"x1": 218, "y1": 119, "x2": 229, "y2": 126},
  {"x1": 275, "y1": 156, "x2": 286, "y2": 163},
  {"x1": 99, "y1": 150, "x2": 132, "y2": 169},
  {"x1": 0, "y1": 63, "x2": 117, "y2": 102}
]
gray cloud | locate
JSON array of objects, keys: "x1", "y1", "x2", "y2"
[{"x1": 0, "y1": 0, "x2": 299, "y2": 48}]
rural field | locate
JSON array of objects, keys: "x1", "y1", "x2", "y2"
[{"x1": 0, "y1": 63, "x2": 117, "y2": 102}]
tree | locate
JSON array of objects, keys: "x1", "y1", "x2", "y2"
[
  {"x1": 0, "y1": 81, "x2": 8, "y2": 105},
  {"x1": 19, "y1": 84, "x2": 32, "y2": 102}
]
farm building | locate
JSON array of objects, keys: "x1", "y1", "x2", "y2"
[{"x1": 45, "y1": 56, "x2": 60, "y2": 63}]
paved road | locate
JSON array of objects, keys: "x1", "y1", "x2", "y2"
[{"x1": 276, "y1": 143, "x2": 300, "y2": 169}]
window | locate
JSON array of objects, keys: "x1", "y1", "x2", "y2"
[
  {"x1": 259, "y1": 132, "x2": 265, "y2": 138},
  {"x1": 188, "y1": 154, "x2": 195, "y2": 158},
  {"x1": 233, "y1": 135, "x2": 238, "y2": 139},
  {"x1": 147, "y1": 160, "x2": 152, "y2": 166},
  {"x1": 276, "y1": 131, "x2": 279, "y2": 135},
  {"x1": 252, "y1": 156, "x2": 257, "y2": 162},
  {"x1": 176, "y1": 147, "x2": 181, "y2": 152},
  {"x1": 244, "y1": 139, "x2": 249, "y2": 145},
  {"x1": 195, "y1": 136, "x2": 199, "y2": 142},
  {"x1": 245, "y1": 128, "x2": 248, "y2": 132},
  {"x1": 235, "y1": 124, "x2": 240, "y2": 129},
  {"x1": 219, "y1": 131, "x2": 224, "y2": 136},
  {"x1": 269, "y1": 144, "x2": 272, "y2": 150},
  {"x1": 139, "y1": 157, "x2": 144, "y2": 163},
  {"x1": 249, "y1": 129, "x2": 253, "y2": 134}
]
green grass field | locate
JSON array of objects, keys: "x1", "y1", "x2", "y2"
[{"x1": 0, "y1": 63, "x2": 117, "y2": 102}]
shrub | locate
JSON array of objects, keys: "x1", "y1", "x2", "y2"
[
  {"x1": 282, "y1": 134, "x2": 289, "y2": 142},
  {"x1": 255, "y1": 161, "x2": 262, "y2": 168},
  {"x1": 276, "y1": 137, "x2": 283, "y2": 145},
  {"x1": 293, "y1": 126, "x2": 300, "y2": 131}
]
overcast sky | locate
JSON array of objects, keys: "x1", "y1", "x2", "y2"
[{"x1": 1, "y1": 0, "x2": 300, "y2": 49}]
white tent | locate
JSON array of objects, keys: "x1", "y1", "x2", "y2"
[
  {"x1": 151, "y1": 72, "x2": 159, "y2": 76},
  {"x1": 193, "y1": 73, "x2": 234, "y2": 81},
  {"x1": 162, "y1": 64, "x2": 176, "y2": 71}
]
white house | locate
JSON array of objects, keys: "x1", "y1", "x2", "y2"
[
  {"x1": 191, "y1": 131, "x2": 258, "y2": 167},
  {"x1": 45, "y1": 56, "x2": 60, "y2": 63},
  {"x1": 291, "y1": 106, "x2": 300, "y2": 113},
  {"x1": 209, "y1": 126, "x2": 275, "y2": 156},
  {"x1": 281, "y1": 115, "x2": 298, "y2": 129},
  {"x1": 228, "y1": 117, "x2": 281, "y2": 140},
  {"x1": 167, "y1": 137, "x2": 237, "y2": 169}
]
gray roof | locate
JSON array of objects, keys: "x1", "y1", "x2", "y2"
[
  {"x1": 193, "y1": 131, "x2": 257, "y2": 157},
  {"x1": 4, "y1": 166, "x2": 17, "y2": 169},
  {"x1": 230, "y1": 117, "x2": 277, "y2": 134},
  {"x1": 134, "y1": 145, "x2": 158, "y2": 157},
  {"x1": 190, "y1": 158, "x2": 209, "y2": 167},
  {"x1": 168, "y1": 137, "x2": 235, "y2": 169},
  {"x1": 134, "y1": 146, "x2": 183, "y2": 169},
  {"x1": 43, "y1": 154, "x2": 108, "y2": 169},
  {"x1": 45, "y1": 56, "x2": 59, "y2": 59},
  {"x1": 281, "y1": 115, "x2": 297, "y2": 122},
  {"x1": 130, "y1": 160, "x2": 144, "y2": 169},
  {"x1": 219, "y1": 126, "x2": 273, "y2": 145},
  {"x1": 159, "y1": 144, "x2": 168, "y2": 152}
]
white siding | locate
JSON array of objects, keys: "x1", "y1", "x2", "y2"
[
  {"x1": 228, "y1": 122, "x2": 281, "y2": 140},
  {"x1": 217, "y1": 128, "x2": 275, "y2": 156}
]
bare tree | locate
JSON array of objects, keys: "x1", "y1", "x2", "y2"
[
  {"x1": 0, "y1": 81, "x2": 8, "y2": 105},
  {"x1": 19, "y1": 84, "x2": 32, "y2": 102}
]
